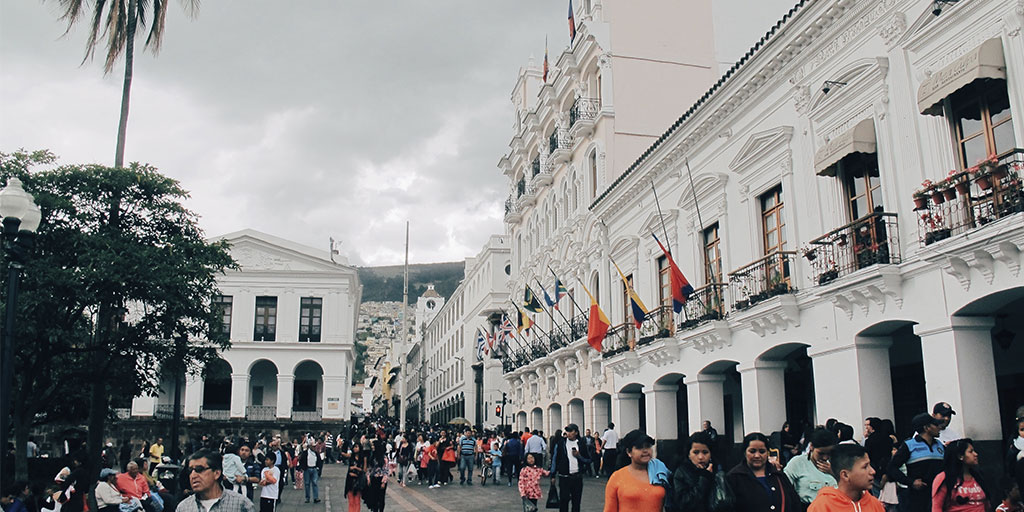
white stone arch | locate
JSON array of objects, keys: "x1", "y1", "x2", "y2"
[{"x1": 808, "y1": 58, "x2": 879, "y2": 112}]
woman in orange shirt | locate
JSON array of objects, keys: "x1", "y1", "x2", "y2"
[{"x1": 604, "y1": 431, "x2": 666, "y2": 512}]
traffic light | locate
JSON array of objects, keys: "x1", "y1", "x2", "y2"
[{"x1": 495, "y1": 405, "x2": 502, "y2": 416}]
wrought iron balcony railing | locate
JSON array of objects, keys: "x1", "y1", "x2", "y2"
[
  {"x1": 728, "y1": 250, "x2": 798, "y2": 311},
  {"x1": 199, "y1": 407, "x2": 230, "y2": 421},
  {"x1": 548, "y1": 129, "x2": 572, "y2": 154},
  {"x1": 680, "y1": 283, "x2": 728, "y2": 329},
  {"x1": 917, "y1": 149, "x2": 1024, "y2": 246},
  {"x1": 154, "y1": 404, "x2": 183, "y2": 420},
  {"x1": 807, "y1": 212, "x2": 901, "y2": 285},
  {"x1": 569, "y1": 98, "x2": 600, "y2": 128},
  {"x1": 292, "y1": 408, "x2": 323, "y2": 422},
  {"x1": 500, "y1": 312, "x2": 590, "y2": 372},
  {"x1": 531, "y1": 158, "x2": 541, "y2": 178},
  {"x1": 601, "y1": 305, "x2": 673, "y2": 357},
  {"x1": 246, "y1": 405, "x2": 277, "y2": 421}
]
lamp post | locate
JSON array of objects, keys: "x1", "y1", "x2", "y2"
[{"x1": 0, "y1": 178, "x2": 41, "y2": 480}]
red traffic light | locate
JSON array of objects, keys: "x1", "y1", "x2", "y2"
[{"x1": 495, "y1": 406, "x2": 502, "y2": 416}]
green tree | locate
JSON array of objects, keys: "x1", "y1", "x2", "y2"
[
  {"x1": 55, "y1": 0, "x2": 199, "y2": 167},
  {"x1": 0, "y1": 150, "x2": 235, "y2": 481}
]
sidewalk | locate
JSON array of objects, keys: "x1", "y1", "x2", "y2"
[{"x1": 272, "y1": 463, "x2": 608, "y2": 512}]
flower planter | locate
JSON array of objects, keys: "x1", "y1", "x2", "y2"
[
  {"x1": 942, "y1": 188, "x2": 957, "y2": 201},
  {"x1": 913, "y1": 196, "x2": 928, "y2": 209},
  {"x1": 991, "y1": 166, "x2": 1008, "y2": 181},
  {"x1": 931, "y1": 190, "x2": 945, "y2": 204},
  {"x1": 804, "y1": 249, "x2": 817, "y2": 261},
  {"x1": 735, "y1": 299, "x2": 749, "y2": 310},
  {"x1": 818, "y1": 269, "x2": 839, "y2": 285},
  {"x1": 977, "y1": 175, "x2": 993, "y2": 190},
  {"x1": 924, "y1": 228, "x2": 952, "y2": 246},
  {"x1": 955, "y1": 181, "x2": 971, "y2": 196}
]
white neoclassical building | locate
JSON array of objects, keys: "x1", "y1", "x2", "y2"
[
  {"x1": 500, "y1": 0, "x2": 1024, "y2": 466},
  {"x1": 131, "y1": 229, "x2": 362, "y2": 422}
]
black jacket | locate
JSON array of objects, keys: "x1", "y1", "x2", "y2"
[
  {"x1": 672, "y1": 460, "x2": 733, "y2": 512},
  {"x1": 297, "y1": 448, "x2": 324, "y2": 471},
  {"x1": 726, "y1": 462, "x2": 800, "y2": 512},
  {"x1": 550, "y1": 436, "x2": 591, "y2": 476}
]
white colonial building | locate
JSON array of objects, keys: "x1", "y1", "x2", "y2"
[
  {"x1": 412, "y1": 235, "x2": 511, "y2": 427},
  {"x1": 501, "y1": 0, "x2": 1024, "y2": 466},
  {"x1": 131, "y1": 229, "x2": 362, "y2": 422}
]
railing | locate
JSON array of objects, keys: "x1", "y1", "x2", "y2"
[
  {"x1": 199, "y1": 407, "x2": 230, "y2": 421},
  {"x1": 246, "y1": 405, "x2": 277, "y2": 421},
  {"x1": 681, "y1": 283, "x2": 728, "y2": 329},
  {"x1": 516, "y1": 178, "x2": 526, "y2": 198},
  {"x1": 501, "y1": 312, "x2": 590, "y2": 372},
  {"x1": 569, "y1": 98, "x2": 600, "y2": 127},
  {"x1": 601, "y1": 305, "x2": 673, "y2": 357},
  {"x1": 531, "y1": 158, "x2": 541, "y2": 178},
  {"x1": 728, "y1": 250, "x2": 798, "y2": 311},
  {"x1": 292, "y1": 408, "x2": 323, "y2": 422},
  {"x1": 600, "y1": 323, "x2": 632, "y2": 357},
  {"x1": 918, "y1": 149, "x2": 1024, "y2": 246},
  {"x1": 549, "y1": 129, "x2": 572, "y2": 154},
  {"x1": 154, "y1": 404, "x2": 183, "y2": 420},
  {"x1": 113, "y1": 408, "x2": 131, "y2": 419},
  {"x1": 807, "y1": 212, "x2": 901, "y2": 285}
]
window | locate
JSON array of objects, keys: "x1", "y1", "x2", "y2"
[
  {"x1": 951, "y1": 80, "x2": 1015, "y2": 168},
  {"x1": 840, "y1": 153, "x2": 883, "y2": 220},
  {"x1": 658, "y1": 256, "x2": 672, "y2": 310},
  {"x1": 703, "y1": 224, "x2": 723, "y2": 284},
  {"x1": 621, "y1": 274, "x2": 633, "y2": 326},
  {"x1": 212, "y1": 295, "x2": 232, "y2": 339},
  {"x1": 299, "y1": 297, "x2": 323, "y2": 342},
  {"x1": 590, "y1": 151, "x2": 599, "y2": 199},
  {"x1": 761, "y1": 186, "x2": 786, "y2": 254},
  {"x1": 254, "y1": 296, "x2": 277, "y2": 341}
]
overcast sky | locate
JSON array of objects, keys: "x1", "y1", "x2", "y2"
[{"x1": 1, "y1": 0, "x2": 795, "y2": 266}]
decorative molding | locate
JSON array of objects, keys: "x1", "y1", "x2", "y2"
[
  {"x1": 742, "y1": 295, "x2": 801, "y2": 337},
  {"x1": 943, "y1": 256, "x2": 972, "y2": 291},
  {"x1": 688, "y1": 321, "x2": 732, "y2": 353},
  {"x1": 644, "y1": 337, "x2": 682, "y2": 367},
  {"x1": 879, "y1": 11, "x2": 907, "y2": 46},
  {"x1": 729, "y1": 126, "x2": 794, "y2": 172}
]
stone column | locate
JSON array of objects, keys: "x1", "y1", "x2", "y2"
[
  {"x1": 684, "y1": 374, "x2": 725, "y2": 437},
  {"x1": 915, "y1": 317, "x2": 1001, "y2": 440},
  {"x1": 738, "y1": 360, "x2": 787, "y2": 434},
  {"x1": 809, "y1": 338, "x2": 894, "y2": 437},
  {"x1": 644, "y1": 384, "x2": 679, "y2": 441},
  {"x1": 322, "y1": 375, "x2": 346, "y2": 420},
  {"x1": 277, "y1": 374, "x2": 295, "y2": 420},
  {"x1": 615, "y1": 392, "x2": 642, "y2": 433},
  {"x1": 183, "y1": 374, "x2": 203, "y2": 418},
  {"x1": 131, "y1": 395, "x2": 157, "y2": 417},
  {"x1": 229, "y1": 373, "x2": 249, "y2": 419}
]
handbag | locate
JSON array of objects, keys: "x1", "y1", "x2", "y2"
[{"x1": 545, "y1": 482, "x2": 560, "y2": 509}]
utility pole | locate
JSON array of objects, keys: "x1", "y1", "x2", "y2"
[{"x1": 398, "y1": 221, "x2": 409, "y2": 433}]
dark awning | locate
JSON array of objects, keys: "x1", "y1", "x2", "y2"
[
  {"x1": 814, "y1": 118, "x2": 876, "y2": 176},
  {"x1": 918, "y1": 38, "x2": 1005, "y2": 116}
]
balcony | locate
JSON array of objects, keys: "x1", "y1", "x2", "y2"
[
  {"x1": 917, "y1": 149, "x2": 1024, "y2": 246},
  {"x1": 154, "y1": 404, "x2": 183, "y2": 420},
  {"x1": 534, "y1": 160, "x2": 555, "y2": 187},
  {"x1": 548, "y1": 129, "x2": 572, "y2": 164},
  {"x1": 807, "y1": 212, "x2": 901, "y2": 286},
  {"x1": 518, "y1": 182, "x2": 538, "y2": 207},
  {"x1": 531, "y1": 158, "x2": 541, "y2": 179},
  {"x1": 500, "y1": 312, "x2": 589, "y2": 372},
  {"x1": 680, "y1": 283, "x2": 728, "y2": 329},
  {"x1": 199, "y1": 407, "x2": 230, "y2": 421},
  {"x1": 246, "y1": 405, "x2": 277, "y2": 421},
  {"x1": 504, "y1": 197, "x2": 523, "y2": 223},
  {"x1": 602, "y1": 305, "x2": 673, "y2": 358},
  {"x1": 729, "y1": 250, "x2": 798, "y2": 311},
  {"x1": 569, "y1": 97, "x2": 600, "y2": 138},
  {"x1": 292, "y1": 408, "x2": 322, "y2": 422}
]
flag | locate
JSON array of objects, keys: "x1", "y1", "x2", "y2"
[
  {"x1": 580, "y1": 282, "x2": 609, "y2": 352},
  {"x1": 541, "y1": 283, "x2": 556, "y2": 308},
  {"x1": 486, "y1": 329, "x2": 495, "y2": 353},
  {"x1": 524, "y1": 286, "x2": 544, "y2": 313},
  {"x1": 516, "y1": 305, "x2": 534, "y2": 335},
  {"x1": 500, "y1": 315, "x2": 516, "y2": 347},
  {"x1": 476, "y1": 328, "x2": 487, "y2": 361},
  {"x1": 554, "y1": 279, "x2": 567, "y2": 310},
  {"x1": 612, "y1": 260, "x2": 650, "y2": 329},
  {"x1": 652, "y1": 233, "x2": 694, "y2": 313},
  {"x1": 568, "y1": 0, "x2": 577, "y2": 42},
  {"x1": 543, "y1": 36, "x2": 549, "y2": 82}
]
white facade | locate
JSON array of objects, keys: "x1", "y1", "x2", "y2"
[
  {"x1": 132, "y1": 229, "x2": 362, "y2": 422},
  {"x1": 501, "y1": 0, "x2": 1024, "y2": 457},
  {"x1": 420, "y1": 235, "x2": 511, "y2": 425}
]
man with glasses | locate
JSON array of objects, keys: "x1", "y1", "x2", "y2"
[{"x1": 177, "y1": 449, "x2": 256, "y2": 512}]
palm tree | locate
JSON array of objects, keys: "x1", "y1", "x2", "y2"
[{"x1": 56, "y1": 0, "x2": 199, "y2": 167}]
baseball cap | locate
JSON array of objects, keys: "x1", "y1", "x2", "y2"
[
  {"x1": 912, "y1": 412, "x2": 941, "y2": 432},
  {"x1": 99, "y1": 468, "x2": 117, "y2": 480},
  {"x1": 932, "y1": 402, "x2": 956, "y2": 416},
  {"x1": 564, "y1": 423, "x2": 579, "y2": 433}
]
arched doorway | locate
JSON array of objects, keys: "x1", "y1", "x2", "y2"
[
  {"x1": 592, "y1": 392, "x2": 612, "y2": 433},
  {"x1": 568, "y1": 399, "x2": 585, "y2": 431},
  {"x1": 517, "y1": 411, "x2": 528, "y2": 431},
  {"x1": 248, "y1": 360, "x2": 278, "y2": 420},
  {"x1": 294, "y1": 360, "x2": 324, "y2": 420},
  {"x1": 548, "y1": 403, "x2": 563, "y2": 434},
  {"x1": 531, "y1": 407, "x2": 544, "y2": 432},
  {"x1": 695, "y1": 360, "x2": 742, "y2": 468},
  {"x1": 617, "y1": 383, "x2": 646, "y2": 433},
  {"x1": 757, "y1": 343, "x2": 815, "y2": 435},
  {"x1": 201, "y1": 359, "x2": 232, "y2": 420}
]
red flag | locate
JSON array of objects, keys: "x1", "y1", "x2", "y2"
[
  {"x1": 653, "y1": 233, "x2": 693, "y2": 313},
  {"x1": 581, "y1": 283, "x2": 609, "y2": 352},
  {"x1": 568, "y1": 0, "x2": 577, "y2": 42}
]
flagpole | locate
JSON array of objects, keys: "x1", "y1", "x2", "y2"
[
  {"x1": 399, "y1": 221, "x2": 409, "y2": 433},
  {"x1": 498, "y1": 308, "x2": 532, "y2": 362},
  {"x1": 533, "y1": 277, "x2": 573, "y2": 337},
  {"x1": 683, "y1": 158, "x2": 718, "y2": 319},
  {"x1": 651, "y1": 179, "x2": 680, "y2": 331},
  {"x1": 548, "y1": 266, "x2": 585, "y2": 315},
  {"x1": 508, "y1": 299, "x2": 551, "y2": 341}
]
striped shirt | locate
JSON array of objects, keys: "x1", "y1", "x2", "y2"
[{"x1": 459, "y1": 436, "x2": 476, "y2": 456}]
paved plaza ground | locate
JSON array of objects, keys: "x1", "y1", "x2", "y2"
[{"x1": 274, "y1": 463, "x2": 608, "y2": 512}]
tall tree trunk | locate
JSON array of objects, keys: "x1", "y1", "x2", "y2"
[
  {"x1": 13, "y1": 391, "x2": 30, "y2": 480},
  {"x1": 114, "y1": 0, "x2": 138, "y2": 168}
]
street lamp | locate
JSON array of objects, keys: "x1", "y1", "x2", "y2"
[{"x1": 0, "y1": 178, "x2": 40, "y2": 479}]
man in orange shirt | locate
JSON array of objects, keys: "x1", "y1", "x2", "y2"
[
  {"x1": 808, "y1": 444, "x2": 884, "y2": 512},
  {"x1": 116, "y1": 462, "x2": 156, "y2": 512}
]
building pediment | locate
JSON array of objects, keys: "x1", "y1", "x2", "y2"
[
  {"x1": 729, "y1": 126, "x2": 793, "y2": 172},
  {"x1": 216, "y1": 230, "x2": 353, "y2": 273}
]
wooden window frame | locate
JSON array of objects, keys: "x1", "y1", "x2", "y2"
[
  {"x1": 299, "y1": 297, "x2": 323, "y2": 342},
  {"x1": 254, "y1": 296, "x2": 277, "y2": 342}
]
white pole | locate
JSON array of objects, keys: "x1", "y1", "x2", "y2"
[{"x1": 399, "y1": 221, "x2": 409, "y2": 433}]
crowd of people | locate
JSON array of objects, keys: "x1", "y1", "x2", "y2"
[{"x1": 3, "y1": 403, "x2": 1024, "y2": 512}]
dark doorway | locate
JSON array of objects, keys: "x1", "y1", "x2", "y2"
[
  {"x1": 294, "y1": 380, "x2": 317, "y2": 411},
  {"x1": 889, "y1": 325, "x2": 926, "y2": 440}
]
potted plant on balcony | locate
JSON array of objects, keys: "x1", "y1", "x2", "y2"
[
  {"x1": 931, "y1": 180, "x2": 948, "y2": 204},
  {"x1": 735, "y1": 285, "x2": 750, "y2": 310},
  {"x1": 913, "y1": 180, "x2": 933, "y2": 210},
  {"x1": 941, "y1": 176, "x2": 958, "y2": 201},
  {"x1": 921, "y1": 211, "x2": 951, "y2": 245},
  {"x1": 818, "y1": 260, "x2": 839, "y2": 285},
  {"x1": 969, "y1": 154, "x2": 1000, "y2": 190},
  {"x1": 949, "y1": 170, "x2": 971, "y2": 196}
]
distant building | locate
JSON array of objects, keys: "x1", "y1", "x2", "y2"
[{"x1": 131, "y1": 229, "x2": 362, "y2": 422}]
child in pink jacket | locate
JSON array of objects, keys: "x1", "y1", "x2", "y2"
[{"x1": 518, "y1": 453, "x2": 550, "y2": 512}]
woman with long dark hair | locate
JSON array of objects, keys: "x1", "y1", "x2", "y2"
[
  {"x1": 363, "y1": 439, "x2": 389, "y2": 512},
  {"x1": 727, "y1": 433, "x2": 800, "y2": 512},
  {"x1": 932, "y1": 439, "x2": 991, "y2": 512},
  {"x1": 671, "y1": 431, "x2": 734, "y2": 512},
  {"x1": 344, "y1": 443, "x2": 366, "y2": 512}
]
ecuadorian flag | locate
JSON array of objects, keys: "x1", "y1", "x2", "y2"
[
  {"x1": 652, "y1": 233, "x2": 694, "y2": 313},
  {"x1": 612, "y1": 260, "x2": 649, "y2": 329}
]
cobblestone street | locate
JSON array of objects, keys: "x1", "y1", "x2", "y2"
[{"x1": 275, "y1": 464, "x2": 608, "y2": 512}]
